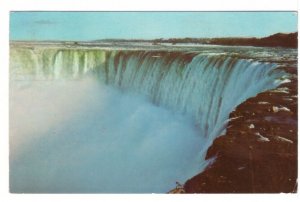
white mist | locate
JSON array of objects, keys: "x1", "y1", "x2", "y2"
[{"x1": 10, "y1": 79, "x2": 206, "y2": 193}]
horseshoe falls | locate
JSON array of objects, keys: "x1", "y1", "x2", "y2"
[{"x1": 9, "y1": 43, "x2": 289, "y2": 193}]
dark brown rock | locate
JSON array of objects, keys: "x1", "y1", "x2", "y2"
[{"x1": 184, "y1": 68, "x2": 297, "y2": 193}]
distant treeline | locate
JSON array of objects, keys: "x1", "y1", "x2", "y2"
[
  {"x1": 96, "y1": 32, "x2": 297, "y2": 48},
  {"x1": 207, "y1": 32, "x2": 298, "y2": 48}
]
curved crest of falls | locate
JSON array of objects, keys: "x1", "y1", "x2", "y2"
[{"x1": 10, "y1": 45, "x2": 291, "y2": 193}]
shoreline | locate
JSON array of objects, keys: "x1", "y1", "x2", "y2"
[{"x1": 183, "y1": 65, "x2": 297, "y2": 193}]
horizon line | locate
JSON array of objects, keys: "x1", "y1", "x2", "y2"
[{"x1": 9, "y1": 31, "x2": 298, "y2": 42}]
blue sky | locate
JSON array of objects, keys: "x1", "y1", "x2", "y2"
[{"x1": 10, "y1": 12, "x2": 297, "y2": 41}]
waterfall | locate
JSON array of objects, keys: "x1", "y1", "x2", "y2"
[
  {"x1": 9, "y1": 45, "x2": 288, "y2": 192},
  {"x1": 10, "y1": 47, "x2": 286, "y2": 142}
]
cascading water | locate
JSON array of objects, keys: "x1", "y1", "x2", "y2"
[{"x1": 9, "y1": 44, "x2": 289, "y2": 193}]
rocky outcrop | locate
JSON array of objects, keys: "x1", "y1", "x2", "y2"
[{"x1": 184, "y1": 66, "x2": 297, "y2": 193}]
